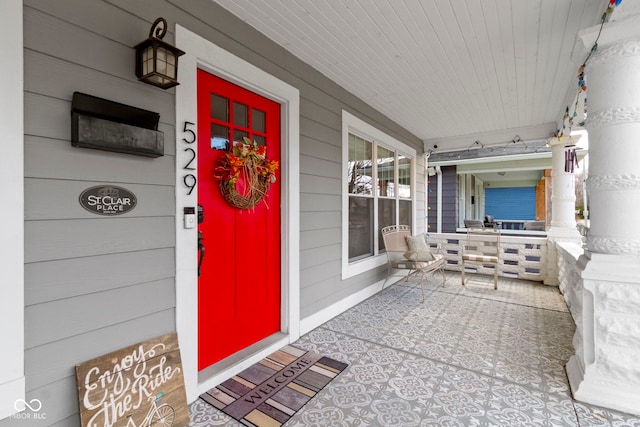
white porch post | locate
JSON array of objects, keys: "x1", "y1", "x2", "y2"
[
  {"x1": 544, "y1": 136, "x2": 583, "y2": 285},
  {"x1": 565, "y1": 4, "x2": 640, "y2": 416}
]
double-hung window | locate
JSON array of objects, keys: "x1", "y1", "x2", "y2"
[{"x1": 342, "y1": 111, "x2": 416, "y2": 279}]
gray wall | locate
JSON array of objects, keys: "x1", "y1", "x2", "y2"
[
  {"x1": 441, "y1": 166, "x2": 458, "y2": 232},
  {"x1": 427, "y1": 165, "x2": 457, "y2": 233},
  {"x1": 12, "y1": 0, "x2": 424, "y2": 425}
]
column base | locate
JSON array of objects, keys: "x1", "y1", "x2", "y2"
[
  {"x1": 567, "y1": 355, "x2": 640, "y2": 416},
  {"x1": 544, "y1": 226, "x2": 583, "y2": 285},
  {"x1": 567, "y1": 251, "x2": 640, "y2": 417}
]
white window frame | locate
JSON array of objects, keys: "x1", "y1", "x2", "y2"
[{"x1": 341, "y1": 110, "x2": 416, "y2": 279}]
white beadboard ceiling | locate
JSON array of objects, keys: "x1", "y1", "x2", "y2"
[{"x1": 212, "y1": 0, "x2": 609, "y2": 151}]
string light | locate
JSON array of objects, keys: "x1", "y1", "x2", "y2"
[
  {"x1": 556, "y1": 0, "x2": 622, "y2": 140},
  {"x1": 429, "y1": 136, "x2": 545, "y2": 161}
]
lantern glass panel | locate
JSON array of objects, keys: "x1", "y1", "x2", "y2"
[
  {"x1": 166, "y1": 63, "x2": 176, "y2": 79},
  {"x1": 156, "y1": 46, "x2": 168, "y2": 75},
  {"x1": 142, "y1": 46, "x2": 154, "y2": 75}
]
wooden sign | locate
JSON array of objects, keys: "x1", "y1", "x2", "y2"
[{"x1": 76, "y1": 332, "x2": 189, "y2": 427}]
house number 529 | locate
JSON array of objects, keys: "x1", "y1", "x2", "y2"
[{"x1": 182, "y1": 121, "x2": 197, "y2": 195}]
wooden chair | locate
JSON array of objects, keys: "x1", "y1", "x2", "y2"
[
  {"x1": 381, "y1": 225, "x2": 446, "y2": 303},
  {"x1": 461, "y1": 228, "x2": 501, "y2": 289}
]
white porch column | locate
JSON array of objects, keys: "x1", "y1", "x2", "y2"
[
  {"x1": 544, "y1": 136, "x2": 583, "y2": 285},
  {"x1": 565, "y1": 4, "x2": 640, "y2": 416}
]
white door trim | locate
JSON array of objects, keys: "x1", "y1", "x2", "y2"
[
  {"x1": 174, "y1": 25, "x2": 300, "y2": 402},
  {"x1": 0, "y1": 0, "x2": 25, "y2": 421}
]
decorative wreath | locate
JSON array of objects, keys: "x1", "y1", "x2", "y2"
[{"x1": 215, "y1": 137, "x2": 279, "y2": 210}]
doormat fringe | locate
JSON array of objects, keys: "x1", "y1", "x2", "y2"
[{"x1": 200, "y1": 345, "x2": 347, "y2": 426}]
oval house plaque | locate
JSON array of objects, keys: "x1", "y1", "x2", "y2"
[{"x1": 79, "y1": 185, "x2": 137, "y2": 216}]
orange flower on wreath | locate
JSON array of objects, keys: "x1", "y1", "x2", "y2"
[{"x1": 214, "y1": 137, "x2": 279, "y2": 209}]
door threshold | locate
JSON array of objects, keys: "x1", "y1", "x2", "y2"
[{"x1": 196, "y1": 332, "x2": 289, "y2": 396}]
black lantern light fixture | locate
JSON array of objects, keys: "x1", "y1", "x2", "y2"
[{"x1": 134, "y1": 17, "x2": 185, "y2": 89}]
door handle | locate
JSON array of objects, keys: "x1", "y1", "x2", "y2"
[
  {"x1": 198, "y1": 231, "x2": 205, "y2": 277},
  {"x1": 197, "y1": 204, "x2": 205, "y2": 276},
  {"x1": 198, "y1": 204, "x2": 204, "y2": 224}
]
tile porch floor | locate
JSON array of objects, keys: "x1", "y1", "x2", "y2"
[{"x1": 189, "y1": 272, "x2": 640, "y2": 426}]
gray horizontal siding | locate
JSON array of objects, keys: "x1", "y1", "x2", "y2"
[
  {"x1": 25, "y1": 217, "x2": 175, "y2": 263},
  {"x1": 300, "y1": 228, "x2": 342, "y2": 251},
  {"x1": 24, "y1": 51, "x2": 177, "y2": 139},
  {"x1": 300, "y1": 155, "x2": 342, "y2": 180},
  {"x1": 301, "y1": 193, "x2": 341, "y2": 212},
  {"x1": 300, "y1": 245, "x2": 341, "y2": 271},
  {"x1": 25, "y1": 248, "x2": 175, "y2": 305},
  {"x1": 301, "y1": 211, "x2": 342, "y2": 231},
  {"x1": 26, "y1": 278, "x2": 175, "y2": 348},
  {"x1": 300, "y1": 174, "x2": 342, "y2": 196},
  {"x1": 300, "y1": 259, "x2": 342, "y2": 290},
  {"x1": 25, "y1": 136, "x2": 175, "y2": 184},
  {"x1": 300, "y1": 134, "x2": 342, "y2": 162},
  {"x1": 25, "y1": 309, "x2": 175, "y2": 390}
]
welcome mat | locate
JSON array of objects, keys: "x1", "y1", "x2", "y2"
[{"x1": 200, "y1": 345, "x2": 347, "y2": 426}]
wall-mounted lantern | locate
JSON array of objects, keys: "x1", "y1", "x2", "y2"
[{"x1": 134, "y1": 17, "x2": 184, "y2": 89}]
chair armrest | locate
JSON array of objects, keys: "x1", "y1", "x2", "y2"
[{"x1": 385, "y1": 250, "x2": 408, "y2": 262}]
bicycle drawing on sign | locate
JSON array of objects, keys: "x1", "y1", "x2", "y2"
[{"x1": 126, "y1": 393, "x2": 175, "y2": 427}]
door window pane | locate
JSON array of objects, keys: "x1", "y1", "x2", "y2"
[
  {"x1": 253, "y1": 135, "x2": 266, "y2": 146},
  {"x1": 348, "y1": 197, "x2": 373, "y2": 261},
  {"x1": 377, "y1": 146, "x2": 395, "y2": 197},
  {"x1": 233, "y1": 129, "x2": 248, "y2": 145},
  {"x1": 211, "y1": 94, "x2": 228, "y2": 122},
  {"x1": 252, "y1": 109, "x2": 265, "y2": 132},
  {"x1": 233, "y1": 102, "x2": 248, "y2": 127},
  {"x1": 210, "y1": 123, "x2": 229, "y2": 150},
  {"x1": 348, "y1": 134, "x2": 373, "y2": 196}
]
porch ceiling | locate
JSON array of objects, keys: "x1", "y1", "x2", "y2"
[{"x1": 212, "y1": 0, "x2": 607, "y2": 152}]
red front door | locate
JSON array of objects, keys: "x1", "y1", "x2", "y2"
[{"x1": 197, "y1": 69, "x2": 281, "y2": 370}]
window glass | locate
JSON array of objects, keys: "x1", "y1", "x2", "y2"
[
  {"x1": 378, "y1": 199, "x2": 396, "y2": 252},
  {"x1": 348, "y1": 197, "x2": 374, "y2": 261},
  {"x1": 398, "y1": 154, "x2": 412, "y2": 199},
  {"x1": 377, "y1": 146, "x2": 395, "y2": 197},
  {"x1": 348, "y1": 134, "x2": 373, "y2": 196},
  {"x1": 399, "y1": 200, "x2": 413, "y2": 230}
]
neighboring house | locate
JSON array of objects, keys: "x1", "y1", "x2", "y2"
[
  {"x1": 427, "y1": 147, "x2": 587, "y2": 233},
  {"x1": 1, "y1": 1, "x2": 426, "y2": 424}
]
